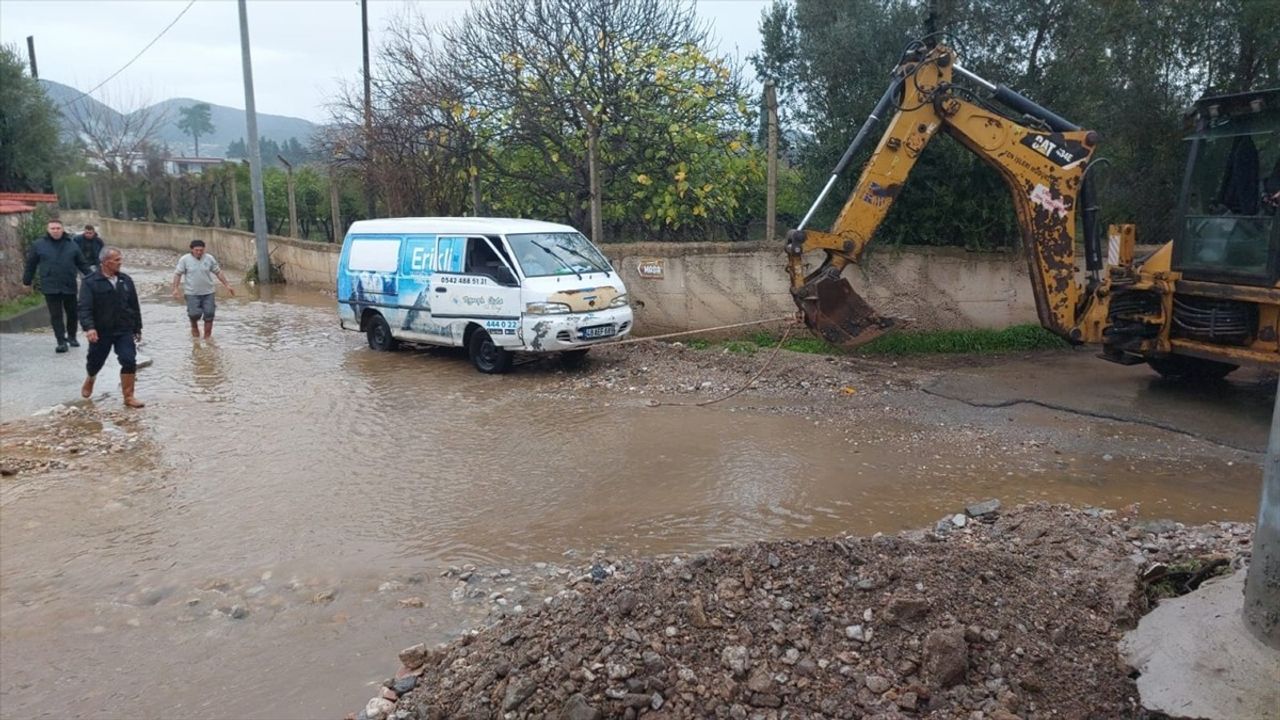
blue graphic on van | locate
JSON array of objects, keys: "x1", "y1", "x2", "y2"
[{"x1": 401, "y1": 235, "x2": 437, "y2": 275}]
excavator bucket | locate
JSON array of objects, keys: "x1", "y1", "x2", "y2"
[{"x1": 792, "y1": 273, "x2": 896, "y2": 350}]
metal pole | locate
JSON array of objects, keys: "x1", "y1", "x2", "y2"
[
  {"x1": 26, "y1": 36, "x2": 38, "y2": 78},
  {"x1": 361, "y1": 0, "x2": 376, "y2": 219},
  {"x1": 238, "y1": 0, "x2": 272, "y2": 284},
  {"x1": 1244, "y1": 377, "x2": 1280, "y2": 649}
]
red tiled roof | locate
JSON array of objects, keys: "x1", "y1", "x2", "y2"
[
  {"x1": 0, "y1": 200, "x2": 38, "y2": 215},
  {"x1": 0, "y1": 192, "x2": 59, "y2": 204}
]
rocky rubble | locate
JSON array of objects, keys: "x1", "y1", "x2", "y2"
[
  {"x1": 1, "y1": 405, "x2": 147, "y2": 476},
  {"x1": 351, "y1": 504, "x2": 1252, "y2": 720}
]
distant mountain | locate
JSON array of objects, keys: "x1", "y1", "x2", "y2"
[
  {"x1": 41, "y1": 79, "x2": 122, "y2": 126},
  {"x1": 39, "y1": 79, "x2": 317, "y2": 158},
  {"x1": 145, "y1": 97, "x2": 317, "y2": 157}
]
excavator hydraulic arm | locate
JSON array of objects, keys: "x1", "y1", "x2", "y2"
[{"x1": 785, "y1": 43, "x2": 1107, "y2": 348}]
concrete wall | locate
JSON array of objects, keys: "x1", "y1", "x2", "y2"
[
  {"x1": 61, "y1": 211, "x2": 340, "y2": 286},
  {"x1": 602, "y1": 242, "x2": 1039, "y2": 335},
  {"x1": 70, "y1": 213, "x2": 1042, "y2": 335}
]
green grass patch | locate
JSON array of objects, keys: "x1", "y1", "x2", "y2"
[
  {"x1": 679, "y1": 323, "x2": 1067, "y2": 357},
  {"x1": 857, "y1": 324, "x2": 1069, "y2": 355},
  {"x1": 0, "y1": 292, "x2": 44, "y2": 320}
]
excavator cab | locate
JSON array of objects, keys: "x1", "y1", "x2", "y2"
[{"x1": 1173, "y1": 88, "x2": 1280, "y2": 288}]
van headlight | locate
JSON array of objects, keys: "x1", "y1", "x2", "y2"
[
  {"x1": 525, "y1": 301, "x2": 572, "y2": 314},
  {"x1": 608, "y1": 293, "x2": 629, "y2": 308}
]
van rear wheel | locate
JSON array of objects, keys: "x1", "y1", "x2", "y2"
[
  {"x1": 469, "y1": 329, "x2": 513, "y2": 374},
  {"x1": 366, "y1": 313, "x2": 398, "y2": 351}
]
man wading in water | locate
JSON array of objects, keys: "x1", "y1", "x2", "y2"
[
  {"x1": 172, "y1": 239, "x2": 235, "y2": 339},
  {"x1": 78, "y1": 247, "x2": 146, "y2": 408}
]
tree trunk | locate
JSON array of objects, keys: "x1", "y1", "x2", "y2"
[
  {"x1": 145, "y1": 185, "x2": 155, "y2": 221},
  {"x1": 194, "y1": 134, "x2": 200, "y2": 157},
  {"x1": 571, "y1": 99, "x2": 604, "y2": 242},
  {"x1": 471, "y1": 151, "x2": 482, "y2": 216},
  {"x1": 118, "y1": 186, "x2": 127, "y2": 219},
  {"x1": 587, "y1": 126, "x2": 603, "y2": 243},
  {"x1": 168, "y1": 179, "x2": 177, "y2": 223},
  {"x1": 213, "y1": 193, "x2": 221, "y2": 227},
  {"x1": 104, "y1": 181, "x2": 114, "y2": 218}
]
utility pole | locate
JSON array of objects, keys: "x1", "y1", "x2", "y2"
[
  {"x1": 361, "y1": 0, "x2": 376, "y2": 219},
  {"x1": 1244, "y1": 377, "x2": 1280, "y2": 649},
  {"x1": 238, "y1": 0, "x2": 272, "y2": 284},
  {"x1": 26, "y1": 36, "x2": 38, "y2": 78},
  {"x1": 765, "y1": 80, "x2": 778, "y2": 242}
]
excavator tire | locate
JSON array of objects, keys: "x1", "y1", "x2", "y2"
[{"x1": 1146, "y1": 355, "x2": 1238, "y2": 381}]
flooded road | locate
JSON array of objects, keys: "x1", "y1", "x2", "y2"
[{"x1": 0, "y1": 250, "x2": 1269, "y2": 719}]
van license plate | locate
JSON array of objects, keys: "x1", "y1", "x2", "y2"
[{"x1": 579, "y1": 324, "x2": 617, "y2": 339}]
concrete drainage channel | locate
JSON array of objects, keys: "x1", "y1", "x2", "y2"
[{"x1": 0, "y1": 303, "x2": 50, "y2": 333}]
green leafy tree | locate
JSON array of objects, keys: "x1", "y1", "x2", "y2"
[
  {"x1": 438, "y1": 0, "x2": 758, "y2": 239},
  {"x1": 177, "y1": 103, "x2": 214, "y2": 156},
  {"x1": 0, "y1": 44, "x2": 65, "y2": 192}
]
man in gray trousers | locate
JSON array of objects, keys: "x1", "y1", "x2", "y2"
[{"x1": 171, "y1": 239, "x2": 235, "y2": 339}]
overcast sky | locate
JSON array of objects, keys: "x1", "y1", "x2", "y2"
[{"x1": 0, "y1": 0, "x2": 769, "y2": 123}]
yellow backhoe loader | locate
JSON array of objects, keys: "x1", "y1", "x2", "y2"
[{"x1": 786, "y1": 39, "x2": 1279, "y2": 380}]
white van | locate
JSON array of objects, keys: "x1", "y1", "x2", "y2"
[{"x1": 337, "y1": 217, "x2": 633, "y2": 372}]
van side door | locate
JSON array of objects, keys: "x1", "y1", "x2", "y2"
[
  {"x1": 395, "y1": 234, "x2": 452, "y2": 342},
  {"x1": 431, "y1": 235, "x2": 523, "y2": 344}
]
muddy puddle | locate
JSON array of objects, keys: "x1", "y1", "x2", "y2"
[{"x1": 0, "y1": 250, "x2": 1267, "y2": 719}]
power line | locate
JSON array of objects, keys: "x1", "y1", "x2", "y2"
[{"x1": 60, "y1": 0, "x2": 197, "y2": 108}]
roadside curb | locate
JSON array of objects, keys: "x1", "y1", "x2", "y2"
[{"x1": 0, "y1": 304, "x2": 49, "y2": 334}]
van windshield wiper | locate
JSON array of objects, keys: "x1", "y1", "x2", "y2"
[
  {"x1": 556, "y1": 244, "x2": 606, "y2": 274},
  {"x1": 532, "y1": 241, "x2": 582, "y2": 280}
]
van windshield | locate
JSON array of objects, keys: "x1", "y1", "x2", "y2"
[{"x1": 506, "y1": 232, "x2": 610, "y2": 277}]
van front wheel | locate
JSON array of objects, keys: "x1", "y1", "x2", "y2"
[
  {"x1": 560, "y1": 349, "x2": 590, "y2": 370},
  {"x1": 366, "y1": 313, "x2": 398, "y2": 351},
  {"x1": 469, "y1": 329, "x2": 513, "y2": 374}
]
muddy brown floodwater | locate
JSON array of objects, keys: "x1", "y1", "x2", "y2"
[{"x1": 0, "y1": 249, "x2": 1270, "y2": 719}]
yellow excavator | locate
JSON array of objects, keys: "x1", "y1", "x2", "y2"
[{"x1": 786, "y1": 39, "x2": 1280, "y2": 380}]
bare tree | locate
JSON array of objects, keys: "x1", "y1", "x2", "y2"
[
  {"x1": 64, "y1": 87, "x2": 169, "y2": 218},
  {"x1": 318, "y1": 18, "x2": 472, "y2": 218}
]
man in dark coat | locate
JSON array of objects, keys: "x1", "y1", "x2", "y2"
[
  {"x1": 78, "y1": 246, "x2": 145, "y2": 408},
  {"x1": 75, "y1": 224, "x2": 105, "y2": 272},
  {"x1": 22, "y1": 219, "x2": 92, "y2": 353}
]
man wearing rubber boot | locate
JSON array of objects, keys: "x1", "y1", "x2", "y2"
[{"x1": 77, "y1": 247, "x2": 145, "y2": 408}]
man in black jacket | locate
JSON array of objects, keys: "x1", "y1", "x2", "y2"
[
  {"x1": 75, "y1": 224, "x2": 105, "y2": 272},
  {"x1": 78, "y1": 246, "x2": 145, "y2": 408},
  {"x1": 22, "y1": 219, "x2": 91, "y2": 352}
]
